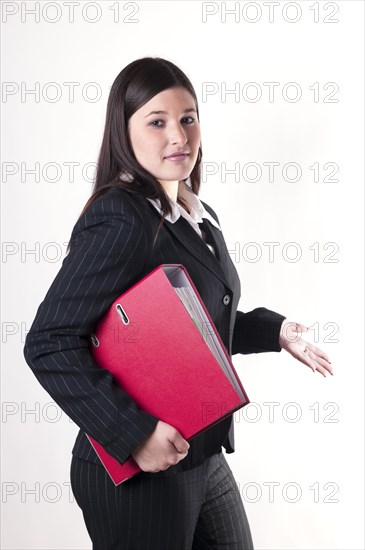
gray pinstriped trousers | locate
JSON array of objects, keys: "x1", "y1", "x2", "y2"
[{"x1": 70, "y1": 450, "x2": 254, "y2": 550}]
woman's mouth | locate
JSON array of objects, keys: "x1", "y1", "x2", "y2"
[{"x1": 164, "y1": 153, "x2": 190, "y2": 162}]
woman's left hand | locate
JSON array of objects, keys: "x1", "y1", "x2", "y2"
[{"x1": 278, "y1": 321, "x2": 333, "y2": 378}]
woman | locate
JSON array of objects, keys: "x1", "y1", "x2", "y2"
[{"x1": 23, "y1": 57, "x2": 333, "y2": 550}]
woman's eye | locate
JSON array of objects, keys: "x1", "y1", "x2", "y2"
[
  {"x1": 149, "y1": 117, "x2": 195, "y2": 128},
  {"x1": 183, "y1": 116, "x2": 195, "y2": 124},
  {"x1": 150, "y1": 120, "x2": 163, "y2": 127}
]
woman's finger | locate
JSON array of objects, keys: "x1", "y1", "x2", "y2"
[
  {"x1": 289, "y1": 346, "x2": 317, "y2": 372},
  {"x1": 303, "y1": 349, "x2": 329, "y2": 376},
  {"x1": 303, "y1": 342, "x2": 332, "y2": 366},
  {"x1": 313, "y1": 354, "x2": 334, "y2": 374}
]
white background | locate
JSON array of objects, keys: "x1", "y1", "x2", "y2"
[{"x1": 1, "y1": 1, "x2": 364, "y2": 549}]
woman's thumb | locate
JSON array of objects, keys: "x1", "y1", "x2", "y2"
[{"x1": 171, "y1": 435, "x2": 190, "y2": 454}]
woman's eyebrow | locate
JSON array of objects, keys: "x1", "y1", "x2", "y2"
[{"x1": 144, "y1": 108, "x2": 197, "y2": 118}]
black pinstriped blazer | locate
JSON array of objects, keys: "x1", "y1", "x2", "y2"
[{"x1": 23, "y1": 186, "x2": 286, "y2": 477}]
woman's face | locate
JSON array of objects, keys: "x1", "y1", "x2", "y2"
[{"x1": 128, "y1": 86, "x2": 201, "y2": 188}]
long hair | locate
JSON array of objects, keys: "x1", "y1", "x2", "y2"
[{"x1": 67, "y1": 57, "x2": 202, "y2": 252}]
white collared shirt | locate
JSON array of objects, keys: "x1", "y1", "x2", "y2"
[{"x1": 146, "y1": 180, "x2": 221, "y2": 256}]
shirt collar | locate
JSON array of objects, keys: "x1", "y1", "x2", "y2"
[{"x1": 146, "y1": 180, "x2": 221, "y2": 231}]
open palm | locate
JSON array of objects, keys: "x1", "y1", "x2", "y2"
[{"x1": 278, "y1": 321, "x2": 333, "y2": 378}]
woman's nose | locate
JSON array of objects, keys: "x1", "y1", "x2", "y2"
[{"x1": 169, "y1": 124, "x2": 188, "y2": 144}]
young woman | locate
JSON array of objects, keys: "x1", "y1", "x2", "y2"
[{"x1": 23, "y1": 57, "x2": 333, "y2": 550}]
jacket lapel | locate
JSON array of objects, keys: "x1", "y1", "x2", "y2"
[{"x1": 163, "y1": 215, "x2": 232, "y2": 291}]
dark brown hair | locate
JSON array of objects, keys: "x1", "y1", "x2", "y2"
[{"x1": 67, "y1": 57, "x2": 202, "y2": 252}]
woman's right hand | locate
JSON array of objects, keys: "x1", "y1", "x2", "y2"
[{"x1": 131, "y1": 420, "x2": 190, "y2": 473}]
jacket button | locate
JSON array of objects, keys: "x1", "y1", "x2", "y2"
[{"x1": 222, "y1": 294, "x2": 231, "y2": 305}]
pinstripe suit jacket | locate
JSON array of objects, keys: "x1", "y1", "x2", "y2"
[{"x1": 23, "y1": 186, "x2": 286, "y2": 476}]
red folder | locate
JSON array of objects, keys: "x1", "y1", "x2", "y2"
[{"x1": 86, "y1": 264, "x2": 249, "y2": 484}]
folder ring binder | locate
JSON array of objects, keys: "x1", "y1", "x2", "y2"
[
  {"x1": 86, "y1": 264, "x2": 249, "y2": 485},
  {"x1": 116, "y1": 303, "x2": 129, "y2": 325},
  {"x1": 90, "y1": 334, "x2": 99, "y2": 347}
]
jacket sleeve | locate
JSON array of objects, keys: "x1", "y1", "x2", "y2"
[
  {"x1": 23, "y1": 189, "x2": 159, "y2": 465},
  {"x1": 232, "y1": 308, "x2": 286, "y2": 355}
]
